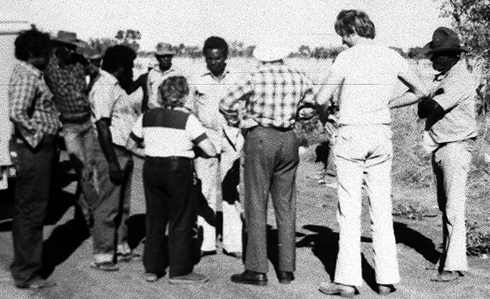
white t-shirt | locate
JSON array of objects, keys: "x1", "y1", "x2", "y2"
[{"x1": 330, "y1": 43, "x2": 410, "y2": 125}]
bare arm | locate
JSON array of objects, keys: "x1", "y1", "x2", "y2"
[
  {"x1": 196, "y1": 138, "x2": 217, "y2": 158},
  {"x1": 389, "y1": 70, "x2": 429, "y2": 109}
]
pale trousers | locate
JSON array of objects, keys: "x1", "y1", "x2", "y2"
[
  {"x1": 333, "y1": 125, "x2": 399, "y2": 287},
  {"x1": 432, "y1": 140, "x2": 473, "y2": 272},
  {"x1": 196, "y1": 126, "x2": 243, "y2": 253}
]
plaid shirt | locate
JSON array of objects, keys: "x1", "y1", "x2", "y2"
[
  {"x1": 44, "y1": 54, "x2": 91, "y2": 116},
  {"x1": 219, "y1": 63, "x2": 315, "y2": 129},
  {"x1": 9, "y1": 61, "x2": 61, "y2": 148}
]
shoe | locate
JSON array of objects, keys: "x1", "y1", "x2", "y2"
[
  {"x1": 200, "y1": 250, "x2": 217, "y2": 257},
  {"x1": 117, "y1": 252, "x2": 141, "y2": 262},
  {"x1": 277, "y1": 271, "x2": 294, "y2": 284},
  {"x1": 223, "y1": 249, "x2": 242, "y2": 259},
  {"x1": 16, "y1": 277, "x2": 57, "y2": 289},
  {"x1": 231, "y1": 270, "x2": 268, "y2": 286},
  {"x1": 431, "y1": 270, "x2": 460, "y2": 282},
  {"x1": 144, "y1": 273, "x2": 159, "y2": 283},
  {"x1": 168, "y1": 272, "x2": 208, "y2": 284},
  {"x1": 90, "y1": 261, "x2": 119, "y2": 272},
  {"x1": 378, "y1": 284, "x2": 396, "y2": 295},
  {"x1": 318, "y1": 282, "x2": 357, "y2": 297}
]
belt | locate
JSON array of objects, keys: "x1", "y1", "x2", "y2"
[
  {"x1": 438, "y1": 137, "x2": 476, "y2": 148},
  {"x1": 60, "y1": 110, "x2": 91, "y2": 124}
]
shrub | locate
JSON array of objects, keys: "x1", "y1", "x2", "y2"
[{"x1": 466, "y1": 221, "x2": 490, "y2": 256}]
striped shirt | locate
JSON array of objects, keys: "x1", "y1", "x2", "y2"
[
  {"x1": 130, "y1": 107, "x2": 208, "y2": 158},
  {"x1": 44, "y1": 55, "x2": 91, "y2": 116},
  {"x1": 9, "y1": 61, "x2": 61, "y2": 148},
  {"x1": 219, "y1": 63, "x2": 315, "y2": 129}
]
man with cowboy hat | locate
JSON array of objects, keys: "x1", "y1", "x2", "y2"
[
  {"x1": 417, "y1": 26, "x2": 477, "y2": 282},
  {"x1": 44, "y1": 30, "x2": 100, "y2": 228},
  {"x1": 219, "y1": 37, "x2": 316, "y2": 286},
  {"x1": 127, "y1": 43, "x2": 181, "y2": 113}
]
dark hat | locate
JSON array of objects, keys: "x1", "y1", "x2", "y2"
[
  {"x1": 425, "y1": 27, "x2": 468, "y2": 55},
  {"x1": 53, "y1": 30, "x2": 87, "y2": 48}
]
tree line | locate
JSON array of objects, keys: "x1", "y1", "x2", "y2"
[{"x1": 83, "y1": 29, "x2": 429, "y2": 60}]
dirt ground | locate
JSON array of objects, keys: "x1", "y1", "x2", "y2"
[{"x1": 0, "y1": 154, "x2": 489, "y2": 299}]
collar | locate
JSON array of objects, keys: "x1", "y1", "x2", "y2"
[
  {"x1": 18, "y1": 60, "x2": 43, "y2": 79},
  {"x1": 99, "y1": 69, "x2": 119, "y2": 86},
  {"x1": 434, "y1": 59, "x2": 464, "y2": 82},
  {"x1": 151, "y1": 66, "x2": 176, "y2": 75},
  {"x1": 203, "y1": 67, "x2": 230, "y2": 81}
]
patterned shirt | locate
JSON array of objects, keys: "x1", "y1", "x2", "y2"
[
  {"x1": 9, "y1": 61, "x2": 61, "y2": 148},
  {"x1": 89, "y1": 70, "x2": 138, "y2": 147},
  {"x1": 44, "y1": 54, "x2": 91, "y2": 116},
  {"x1": 427, "y1": 60, "x2": 477, "y2": 144},
  {"x1": 219, "y1": 63, "x2": 315, "y2": 129}
]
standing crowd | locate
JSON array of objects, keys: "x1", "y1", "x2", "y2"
[{"x1": 6, "y1": 8, "x2": 477, "y2": 297}]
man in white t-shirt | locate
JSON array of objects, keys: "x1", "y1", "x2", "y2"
[{"x1": 315, "y1": 10, "x2": 429, "y2": 297}]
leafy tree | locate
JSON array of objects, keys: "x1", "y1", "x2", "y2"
[
  {"x1": 440, "y1": 0, "x2": 490, "y2": 114},
  {"x1": 115, "y1": 29, "x2": 141, "y2": 52}
]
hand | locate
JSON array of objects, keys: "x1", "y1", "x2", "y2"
[
  {"x1": 297, "y1": 107, "x2": 316, "y2": 120},
  {"x1": 109, "y1": 162, "x2": 123, "y2": 185}
]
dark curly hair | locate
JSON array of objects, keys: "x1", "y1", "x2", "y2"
[
  {"x1": 14, "y1": 28, "x2": 52, "y2": 61},
  {"x1": 102, "y1": 45, "x2": 136, "y2": 73},
  {"x1": 158, "y1": 76, "x2": 189, "y2": 108},
  {"x1": 203, "y1": 36, "x2": 228, "y2": 58},
  {"x1": 334, "y1": 10, "x2": 375, "y2": 39}
]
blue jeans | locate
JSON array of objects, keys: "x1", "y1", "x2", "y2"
[{"x1": 62, "y1": 120, "x2": 99, "y2": 211}]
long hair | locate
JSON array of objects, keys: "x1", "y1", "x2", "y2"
[
  {"x1": 158, "y1": 76, "x2": 189, "y2": 108},
  {"x1": 334, "y1": 10, "x2": 375, "y2": 39}
]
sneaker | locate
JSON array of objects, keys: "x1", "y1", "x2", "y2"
[
  {"x1": 378, "y1": 284, "x2": 396, "y2": 295},
  {"x1": 431, "y1": 270, "x2": 461, "y2": 282},
  {"x1": 144, "y1": 273, "x2": 159, "y2": 283},
  {"x1": 319, "y1": 282, "x2": 357, "y2": 297},
  {"x1": 90, "y1": 261, "x2": 119, "y2": 272},
  {"x1": 169, "y1": 272, "x2": 208, "y2": 284},
  {"x1": 16, "y1": 277, "x2": 57, "y2": 289}
]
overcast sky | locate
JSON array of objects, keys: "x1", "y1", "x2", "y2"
[{"x1": 5, "y1": 0, "x2": 452, "y2": 51}]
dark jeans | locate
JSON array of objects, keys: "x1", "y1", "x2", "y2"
[
  {"x1": 10, "y1": 135, "x2": 55, "y2": 286},
  {"x1": 143, "y1": 156, "x2": 196, "y2": 277}
]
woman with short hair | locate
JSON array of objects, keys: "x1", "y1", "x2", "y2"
[{"x1": 128, "y1": 76, "x2": 217, "y2": 284}]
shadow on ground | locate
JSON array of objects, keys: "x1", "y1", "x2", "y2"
[{"x1": 393, "y1": 221, "x2": 440, "y2": 264}]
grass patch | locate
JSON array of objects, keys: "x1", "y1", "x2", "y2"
[{"x1": 466, "y1": 221, "x2": 490, "y2": 256}]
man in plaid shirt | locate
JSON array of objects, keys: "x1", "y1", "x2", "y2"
[
  {"x1": 9, "y1": 28, "x2": 60, "y2": 289},
  {"x1": 44, "y1": 31, "x2": 99, "y2": 224},
  {"x1": 220, "y1": 41, "x2": 315, "y2": 286}
]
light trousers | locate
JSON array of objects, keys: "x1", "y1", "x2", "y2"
[
  {"x1": 432, "y1": 140, "x2": 473, "y2": 272},
  {"x1": 333, "y1": 125, "x2": 399, "y2": 287},
  {"x1": 195, "y1": 126, "x2": 243, "y2": 253}
]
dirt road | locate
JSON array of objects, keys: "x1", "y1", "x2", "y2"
[{"x1": 0, "y1": 156, "x2": 489, "y2": 299}]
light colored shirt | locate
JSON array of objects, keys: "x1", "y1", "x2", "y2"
[
  {"x1": 219, "y1": 63, "x2": 315, "y2": 129},
  {"x1": 146, "y1": 66, "x2": 181, "y2": 110},
  {"x1": 330, "y1": 43, "x2": 410, "y2": 125},
  {"x1": 89, "y1": 70, "x2": 137, "y2": 147},
  {"x1": 9, "y1": 61, "x2": 60, "y2": 148},
  {"x1": 130, "y1": 107, "x2": 207, "y2": 158},
  {"x1": 189, "y1": 68, "x2": 244, "y2": 132},
  {"x1": 428, "y1": 60, "x2": 477, "y2": 144}
]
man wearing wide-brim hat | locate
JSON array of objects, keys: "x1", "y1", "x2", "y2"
[
  {"x1": 127, "y1": 44, "x2": 180, "y2": 113},
  {"x1": 417, "y1": 26, "x2": 477, "y2": 283},
  {"x1": 44, "y1": 30, "x2": 101, "y2": 243},
  {"x1": 219, "y1": 40, "x2": 316, "y2": 286}
]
